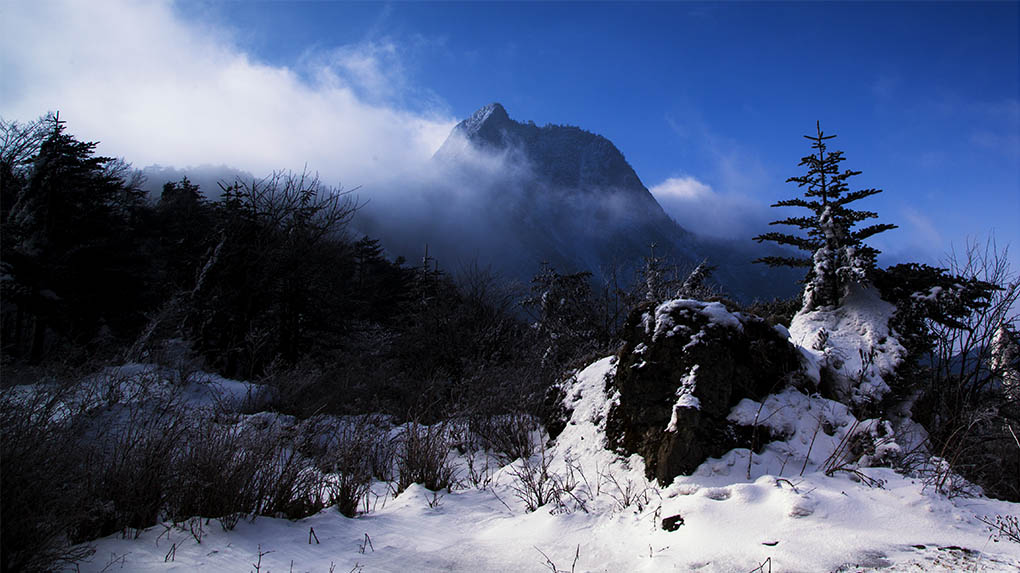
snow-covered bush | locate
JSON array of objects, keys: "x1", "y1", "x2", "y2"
[{"x1": 788, "y1": 283, "x2": 907, "y2": 410}]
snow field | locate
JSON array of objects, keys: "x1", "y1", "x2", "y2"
[{"x1": 65, "y1": 357, "x2": 1020, "y2": 572}]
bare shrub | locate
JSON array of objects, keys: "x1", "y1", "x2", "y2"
[
  {"x1": 0, "y1": 383, "x2": 95, "y2": 572},
  {"x1": 919, "y1": 239, "x2": 1020, "y2": 500},
  {"x1": 173, "y1": 415, "x2": 329, "y2": 524},
  {"x1": 166, "y1": 421, "x2": 274, "y2": 529},
  {"x1": 75, "y1": 395, "x2": 189, "y2": 540},
  {"x1": 369, "y1": 433, "x2": 397, "y2": 482},
  {"x1": 318, "y1": 419, "x2": 387, "y2": 517},
  {"x1": 2, "y1": 366, "x2": 338, "y2": 572},
  {"x1": 396, "y1": 422, "x2": 457, "y2": 493},
  {"x1": 553, "y1": 456, "x2": 595, "y2": 513},
  {"x1": 255, "y1": 445, "x2": 327, "y2": 519},
  {"x1": 507, "y1": 446, "x2": 562, "y2": 512},
  {"x1": 471, "y1": 413, "x2": 540, "y2": 463},
  {"x1": 255, "y1": 360, "x2": 328, "y2": 416},
  {"x1": 464, "y1": 449, "x2": 495, "y2": 489},
  {"x1": 599, "y1": 469, "x2": 656, "y2": 512}
]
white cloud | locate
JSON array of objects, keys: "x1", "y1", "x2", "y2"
[
  {"x1": 650, "y1": 176, "x2": 771, "y2": 240},
  {"x1": 0, "y1": 0, "x2": 456, "y2": 189},
  {"x1": 304, "y1": 41, "x2": 404, "y2": 104},
  {"x1": 648, "y1": 175, "x2": 712, "y2": 200}
]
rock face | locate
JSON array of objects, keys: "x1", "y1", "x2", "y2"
[{"x1": 606, "y1": 299, "x2": 803, "y2": 485}]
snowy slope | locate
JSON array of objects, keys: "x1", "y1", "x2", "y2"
[{"x1": 68, "y1": 358, "x2": 1020, "y2": 572}]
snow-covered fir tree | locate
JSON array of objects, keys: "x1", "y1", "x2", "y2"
[{"x1": 754, "y1": 122, "x2": 897, "y2": 311}]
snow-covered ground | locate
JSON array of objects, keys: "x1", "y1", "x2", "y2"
[{"x1": 65, "y1": 357, "x2": 1020, "y2": 572}]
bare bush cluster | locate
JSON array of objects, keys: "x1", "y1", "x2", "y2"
[
  {"x1": 504, "y1": 442, "x2": 656, "y2": 516},
  {"x1": 313, "y1": 417, "x2": 394, "y2": 517},
  {"x1": 0, "y1": 373, "x2": 405, "y2": 571},
  {"x1": 920, "y1": 240, "x2": 1020, "y2": 500},
  {"x1": 396, "y1": 422, "x2": 458, "y2": 493},
  {"x1": 470, "y1": 412, "x2": 541, "y2": 463}
]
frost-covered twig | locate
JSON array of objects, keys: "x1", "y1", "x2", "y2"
[
  {"x1": 822, "y1": 419, "x2": 861, "y2": 476},
  {"x1": 535, "y1": 544, "x2": 580, "y2": 573},
  {"x1": 978, "y1": 514, "x2": 1020, "y2": 544},
  {"x1": 748, "y1": 556, "x2": 772, "y2": 573},
  {"x1": 800, "y1": 414, "x2": 824, "y2": 476}
]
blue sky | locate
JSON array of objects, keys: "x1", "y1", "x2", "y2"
[{"x1": 3, "y1": 1, "x2": 1018, "y2": 269}]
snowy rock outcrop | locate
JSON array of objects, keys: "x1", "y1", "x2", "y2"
[
  {"x1": 788, "y1": 283, "x2": 907, "y2": 410},
  {"x1": 606, "y1": 299, "x2": 803, "y2": 485},
  {"x1": 991, "y1": 323, "x2": 1020, "y2": 402}
]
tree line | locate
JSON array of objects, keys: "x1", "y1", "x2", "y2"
[
  {"x1": 2, "y1": 113, "x2": 1017, "y2": 499},
  {"x1": 2, "y1": 113, "x2": 692, "y2": 422}
]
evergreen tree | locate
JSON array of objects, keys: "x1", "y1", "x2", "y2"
[
  {"x1": 678, "y1": 259, "x2": 717, "y2": 300},
  {"x1": 182, "y1": 171, "x2": 360, "y2": 377},
  {"x1": 523, "y1": 264, "x2": 603, "y2": 366},
  {"x1": 153, "y1": 177, "x2": 216, "y2": 292},
  {"x1": 754, "y1": 122, "x2": 896, "y2": 310},
  {"x1": 1, "y1": 114, "x2": 148, "y2": 360}
]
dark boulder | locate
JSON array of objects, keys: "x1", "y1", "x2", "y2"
[
  {"x1": 661, "y1": 513, "x2": 685, "y2": 531},
  {"x1": 606, "y1": 299, "x2": 802, "y2": 485}
]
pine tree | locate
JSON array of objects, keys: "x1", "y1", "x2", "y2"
[
  {"x1": 1, "y1": 114, "x2": 148, "y2": 360},
  {"x1": 754, "y1": 122, "x2": 897, "y2": 310}
]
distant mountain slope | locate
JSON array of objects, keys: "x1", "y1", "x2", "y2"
[
  {"x1": 430, "y1": 103, "x2": 699, "y2": 275},
  {"x1": 359, "y1": 102, "x2": 800, "y2": 300}
]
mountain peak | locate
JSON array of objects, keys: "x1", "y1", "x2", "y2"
[
  {"x1": 462, "y1": 102, "x2": 510, "y2": 134},
  {"x1": 437, "y1": 103, "x2": 649, "y2": 191},
  {"x1": 453, "y1": 102, "x2": 514, "y2": 148}
]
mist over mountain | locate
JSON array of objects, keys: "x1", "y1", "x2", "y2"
[
  {"x1": 132, "y1": 103, "x2": 799, "y2": 300},
  {"x1": 356, "y1": 102, "x2": 800, "y2": 300},
  {"x1": 140, "y1": 164, "x2": 254, "y2": 201}
]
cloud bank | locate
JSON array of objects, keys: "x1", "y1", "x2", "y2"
[
  {"x1": 649, "y1": 176, "x2": 772, "y2": 240},
  {"x1": 0, "y1": 1, "x2": 456, "y2": 190}
]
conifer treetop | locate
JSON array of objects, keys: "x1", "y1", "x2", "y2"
[{"x1": 754, "y1": 122, "x2": 897, "y2": 310}]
